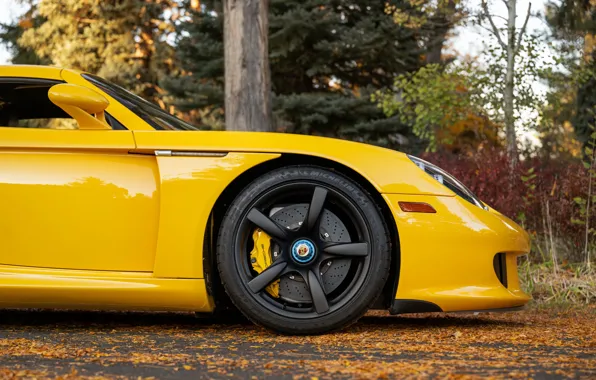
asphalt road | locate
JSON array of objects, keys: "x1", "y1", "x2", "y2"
[{"x1": 0, "y1": 307, "x2": 594, "y2": 379}]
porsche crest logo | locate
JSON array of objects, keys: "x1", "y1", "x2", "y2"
[{"x1": 296, "y1": 243, "x2": 310, "y2": 257}]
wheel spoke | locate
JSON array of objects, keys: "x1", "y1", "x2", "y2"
[
  {"x1": 305, "y1": 187, "x2": 328, "y2": 231},
  {"x1": 323, "y1": 242, "x2": 369, "y2": 257},
  {"x1": 247, "y1": 208, "x2": 288, "y2": 240},
  {"x1": 307, "y1": 270, "x2": 329, "y2": 314},
  {"x1": 247, "y1": 261, "x2": 288, "y2": 293}
]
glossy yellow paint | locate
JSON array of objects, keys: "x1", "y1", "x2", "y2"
[
  {"x1": 0, "y1": 65, "x2": 63, "y2": 80},
  {"x1": 0, "y1": 265, "x2": 213, "y2": 311},
  {"x1": 383, "y1": 193, "x2": 530, "y2": 311},
  {"x1": 132, "y1": 131, "x2": 454, "y2": 196},
  {"x1": 0, "y1": 149, "x2": 159, "y2": 272},
  {"x1": 152, "y1": 152, "x2": 280, "y2": 278},
  {"x1": 48, "y1": 83, "x2": 111, "y2": 130},
  {"x1": 0, "y1": 127, "x2": 134, "y2": 149},
  {"x1": 0, "y1": 65, "x2": 532, "y2": 314}
]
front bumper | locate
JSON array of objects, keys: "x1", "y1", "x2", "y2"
[{"x1": 383, "y1": 193, "x2": 531, "y2": 313}]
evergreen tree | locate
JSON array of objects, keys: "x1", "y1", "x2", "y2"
[
  {"x1": 1, "y1": 0, "x2": 176, "y2": 102},
  {"x1": 164, "y1": 0, "x2": 225, "y2": 129},
  {"x1": 165, "y1": 0, "x2": 445, "y2": 150},
  {"x1": 0, "y1": 2, "x2": 46, "y2": 65}
]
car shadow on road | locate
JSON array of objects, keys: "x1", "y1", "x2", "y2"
[
  {"x1": 0, "y1": 309, "x2": 525, "y2": 332},
  {"x1": 0, "y1": 309, "x2": 228, "y2": 328}
]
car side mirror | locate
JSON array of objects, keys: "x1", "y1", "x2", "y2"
[{"x1": 48, "y1": 83, "x2": 111, "y2": 130}]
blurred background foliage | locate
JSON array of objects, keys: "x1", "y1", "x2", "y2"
[{"x1": 1, "y1": 0, "x2": 595, "y2": 301}]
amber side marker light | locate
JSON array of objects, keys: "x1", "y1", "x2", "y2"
[{"x1": 398, "y1": 201, "x2": 437, "y2": 213}]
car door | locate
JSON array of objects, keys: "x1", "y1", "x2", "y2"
[{"x1": 0, "y1": 77, "x2": 160, "y2": 272}]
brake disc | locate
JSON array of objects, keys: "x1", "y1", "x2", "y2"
[{"x1": 270, "y1": 204, "x2": 352, "y2": 303}]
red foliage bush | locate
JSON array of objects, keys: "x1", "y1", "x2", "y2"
[{"x1": 421, "y1": 148, "x2": 590, "y2": 262}]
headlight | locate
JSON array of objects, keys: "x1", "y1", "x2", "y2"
[{"x1": 408, "y1": 155, "x2": 488, "y2": 210}]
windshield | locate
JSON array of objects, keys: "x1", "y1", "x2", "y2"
[{"x1": 82, "y1": 73, "x2": 199, "y2": 131}]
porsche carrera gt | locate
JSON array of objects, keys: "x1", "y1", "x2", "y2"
[{"x1": 0, "y1": 65, "x2": 531, "y2": 334}]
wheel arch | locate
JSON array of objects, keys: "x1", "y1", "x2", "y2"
[{"x1": 204, "y1": 153, "x2": 400, "y2": 312}]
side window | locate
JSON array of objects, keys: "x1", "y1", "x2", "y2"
[
  {"x1": 0, "y1": 79, "x2": 78, "y2": 129},
  {"x1": 0, "y1": 78, "x2": 125, "y2": 130}
]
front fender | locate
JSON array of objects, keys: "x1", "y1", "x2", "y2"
[
  {"x1": 151, "y1": 152, "x2": 280, "y2": 279},
  {"x1": 132, "y1": 131, "x2": 453, "y2": 196}
]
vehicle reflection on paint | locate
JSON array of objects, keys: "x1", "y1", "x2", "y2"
[{"x1": 0, "y1": 153, "x2": 159, "y2": 272}]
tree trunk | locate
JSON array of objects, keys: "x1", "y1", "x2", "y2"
[
  {"x1": 504, "y1": 0, "x2": 518, "y2": 168},
  {"x1": 223, "y1": 0, "x2": 272, "y2": 131},
  {"x1": 425, "y1": 0, "x2": 456, "y2": 65}
]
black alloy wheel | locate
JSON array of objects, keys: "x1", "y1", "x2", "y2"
[{"x1": 216, "y1": 166, "x2": 391, "y2": 334}]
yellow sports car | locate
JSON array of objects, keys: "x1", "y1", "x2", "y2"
[{"x1": 0, "y1": 65, "x2": 530, "y2": 334}]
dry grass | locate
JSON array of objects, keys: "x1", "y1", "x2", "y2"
[{"x1": 519, "y1": 261, "x2": 596, "y2": 305}]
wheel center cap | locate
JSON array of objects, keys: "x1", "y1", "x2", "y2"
[{"x1": 291, "y1": 239, "x2": 316, "y2": 263}]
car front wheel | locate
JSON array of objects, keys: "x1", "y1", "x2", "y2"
[{"x1": 216, "y1": 165, "x2": 391, "y2": 334}]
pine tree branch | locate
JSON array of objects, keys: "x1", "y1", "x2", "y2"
[
  {"x1": 481, "y1": 1, "x2": 506, "y2": 49},
  {"x1": 514, "y1": 2, "x2": 532, "y2": 56}
]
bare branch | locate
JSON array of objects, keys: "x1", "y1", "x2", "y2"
[
  {"x1": 514, "y1": 2, "x2": 532, "y2": 56},
  {"x1": 501, "y1": 0, "x2": 510, "y2": 9},
  {"x1": 481, "y1": 0, "x2": 506, "y2": 49},
  {"x1": 488, "y1": 14, "x2": 509, "y2": 22},
  {"x1": 478, "y1": 24, "x2": 499, "y2": 35}
]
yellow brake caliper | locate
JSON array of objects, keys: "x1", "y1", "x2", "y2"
[{"x1": 250, "y1": 228, "x2": 280, "y2": 297}]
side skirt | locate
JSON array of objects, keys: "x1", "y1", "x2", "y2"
[{"x1": 0, "y1": 265, "x2": 214, "y2": 312}]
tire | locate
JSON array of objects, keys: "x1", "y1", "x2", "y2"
[{"x1": 216, "y1": 165, "x2": 391, "y2": 334}]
